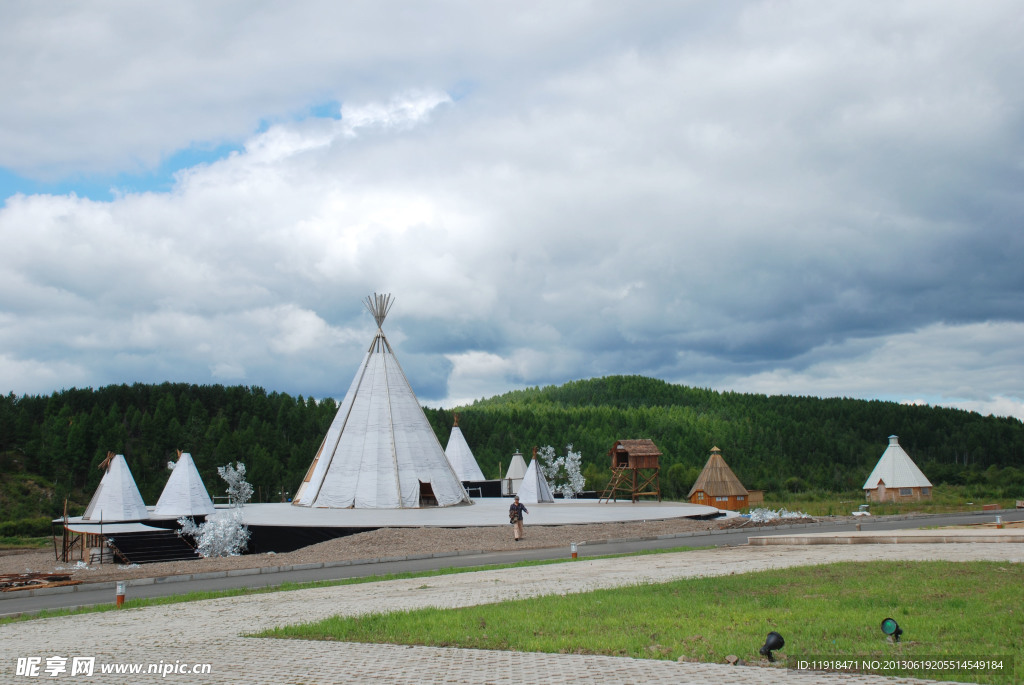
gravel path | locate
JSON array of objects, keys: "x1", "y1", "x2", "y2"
[{"x1": 1, "y1": 516, "x2": 759, "y2": 584}]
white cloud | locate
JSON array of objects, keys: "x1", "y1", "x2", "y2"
[
  {"x1": 713, "y1": 322, "x2": 1024, "y2": 420},
  {"x1": 340, "y1": 91, "x2": 452, "y2": 135},
  {"x1": 0, "y1": 2, "x2": 1020, "y2": 419},
  {"x1": 0, "y1": 353, "x2": 91, "y2": 394},
  {"x1": 210, "y1": 361, "x2": 247, "y2": 381}
]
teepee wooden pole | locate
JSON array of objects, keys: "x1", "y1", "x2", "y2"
[{"x1": 364, "y1": 292, "x2": 394, "y2": 329}]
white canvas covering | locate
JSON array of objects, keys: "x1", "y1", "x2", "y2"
[
  {"x1": 503, "y1": 450, "x2": 528, "y2": 495},
  {"x1": 445, "y1": 424, "x2": 486, "y2": 481},
  {"x1": 292, "y1": 294, "x2": 471, "y2": 509},
  {"x1": 61, "y1": 521, "x2": 165, "y2": 535},
  {"x1": 517, "y1": 456, "x2": 554, "y2": 503},
  {"x1": 153, "y1": 452, "x2": 215, "y2": 517},
  {"x1": 82, "y1": 454, "x2": 149, "y2": 522},
  {"x1": 863, "y1": 435, "x2": 933, "y2": 490}
]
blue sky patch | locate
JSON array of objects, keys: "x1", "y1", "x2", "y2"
[{"x1": 0, "y1": 142, "x2": 243, "y2": 202}]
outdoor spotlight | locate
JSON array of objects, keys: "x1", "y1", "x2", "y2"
[
  {"x1": 881, "y1": 617, "x2": 903, "y2": 642},
  {"x1": 759, "y1": 631, "x2": 785, "y2": 662}
]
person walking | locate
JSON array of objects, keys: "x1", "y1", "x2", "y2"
[{"x1": 509, "y1": 495, "x2": 528, "y2": 541}]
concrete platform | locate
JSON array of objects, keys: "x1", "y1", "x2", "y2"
[
  {"x1": 65, "y1": 499, "x2": 728, "y2": 555},
  {"x1": 749, "y1": 527, "x2": 1024, "y2": 545}
]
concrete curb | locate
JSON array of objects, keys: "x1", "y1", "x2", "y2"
[
  {"x1": 750, "y1": 528, "x2": 1024, "y2": 545},
  {"x1": 750, "y1": 533, "x2": 1024, "y2": 545}
]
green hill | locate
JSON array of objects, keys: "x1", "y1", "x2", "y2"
[
  {"x1": 0, "y1": 451, "x2": 69, "y2": 536},
  {"x1": 427, "y1": 376, "x2": 1024, "y2": 497},
  {"x1": 1, "y1": 376, "x2": 1022, "y2": 528}
]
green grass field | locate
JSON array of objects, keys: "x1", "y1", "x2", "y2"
[
  {"x1": 260, "y1": 560, "x2": 1021, "y2": 685},
  {"x1": 0, "y1": 536, "x2": 51, "y2": 550},
  {"x1": 757, "y1": 486, "x2": 1017, "y2": 517}
]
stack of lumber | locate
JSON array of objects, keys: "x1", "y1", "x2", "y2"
[{"x1": 0, "y1": 572, "x2": 81, "y2": 592}]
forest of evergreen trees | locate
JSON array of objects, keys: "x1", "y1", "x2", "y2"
[
  {"x1": 450, "y1": 376, "x2": 1024, "y2": 498},
  {"x1": 2, "y1": 375, "x2": 1023, "y2": 534}
]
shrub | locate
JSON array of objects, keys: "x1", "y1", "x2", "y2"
[{"x1": 0, "y1": 516, "x2": 53, "y2": 537}]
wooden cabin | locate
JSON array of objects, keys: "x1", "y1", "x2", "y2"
[
  {"x1": 609, "y1": 439, "x2": 662, "y2": 470},
  {"x1": 688, "y1": 447, "x2": 749, "y2": 511},
  {"x1": 601, "y1": 439, "x2": 662, "y2": 502}
]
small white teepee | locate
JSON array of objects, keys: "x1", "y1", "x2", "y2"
[
  {"x1": 153, "y1": 451, "x2": 215, "y2": 517},
  {"x1": 517, "y1": 451, "x2": 554, "y2": 503},
  {"x1": 444, "y1": 414, "x2": 486, "y2": 481},
  {"x1": 863, "y1": 435, "x2": 933, "y2": 502},
  {"x1": 82, "y1": 452, "x2": 149, "y2": 521},
  {"x1": 503, "y1": 450, "x2": 528, "y2": 495},
  {"x1": 292, "y1": 294, "x2": 471, "y2": 509}
]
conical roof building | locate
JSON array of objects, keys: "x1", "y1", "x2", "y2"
[
  {"x1": 153, "y1": 451, "x2": 215, "y2": 517},
  {"x1": 517, "y1": 451, "x2": 554, "y2": 503},
  {"x1": 82, "y1": 452, "x2": 149, "y2": 521},
  {"x1": 503, "y1": 450, "x2": 528, "y2": 495},
  {"x1": 444, "y1": 414, "x2": 486, "y2": 481},
  {"x1": 687, "y1": 447, "x2": 749, "y2": 511},
  {"x1": 862, "y1": 435, "x2": 933, "y2": 502},
  {"x1": 292, "y1": 294, "x2": 471, "y2": 509}
]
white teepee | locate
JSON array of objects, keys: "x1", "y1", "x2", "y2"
[
  {"x1": 517, "y1": 452, "x2": 554, "y2": 503},
  {"x1": 292, "y1": 294, "x2": 471, "y2": 509},
  {"x1": 503, "y1": 450, "x2": 528, "y2": 495},
  {"x1": 444, "y1": 415, "x2": 486, "y2": 481},
  {"x1": 153, "y1": 451, "x2": 215, "y2": 517},
  {"x1": 863, "y1": 435, "x2": 933, "y2": 500},
  {"x1": 82, "y1": 452, "x2": 149, "y2": 521}
]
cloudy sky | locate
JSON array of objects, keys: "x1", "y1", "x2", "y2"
[{"x1": 2, "y1": 2, "x2": 1022, "y2": 420}]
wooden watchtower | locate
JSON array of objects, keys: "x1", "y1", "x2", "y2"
[{"x1": 600, "y1": 439, "x2": 662, "y2": 503}]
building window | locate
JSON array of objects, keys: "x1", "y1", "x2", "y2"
[
  {"x1": 899, "y1": 488, "x2": 912, "y2": 496},
  {"x1": 716, "y1": 496, "x2": 728, "y2": 502},
  {"x1": 697, "y1": 492, "x2": 704, "y2": 500},
  {"x1": 921, "y1": 488, "x2": 930, "y2": 495},
  {"x1": 737, "y1": 496, "x2": 746, "y2": 501}
]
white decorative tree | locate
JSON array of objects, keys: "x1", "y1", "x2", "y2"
[
  {"x1": 177, "y1": 461, "x2": 253, "y2": 557},
  {"x1": 177, "y1": 510, "x2": 250, "y2": 558},
  {"x1": 538, "y1": 444, "x2": 586, "y2": 499},
  {"x1": 218, "y1": 461, "x2": 254, "y2": 507}
]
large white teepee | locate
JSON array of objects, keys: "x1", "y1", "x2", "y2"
[
  {"x1": 444, "y1": 415, "x2": 486, "y2": 481},
  {"x1": 517, "y1": 453, "x2": 554, "y2": 503},
  {"x1": 153, "y1": 451, "x2": 215, "y2": 517},
  {"x1": 83, "y1": 453, "x2": 149, "y2": 521},
  {"x1": 293, "y1": 294, "x2": 471, "y2": 509}
]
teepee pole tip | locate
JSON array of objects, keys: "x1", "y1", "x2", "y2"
[{"x1": 364, "y1": 292, "x2": 394, "y2": 329}]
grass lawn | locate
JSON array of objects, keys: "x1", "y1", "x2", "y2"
[
  {"x1": 758, "y1": 486, "x2": 1018, "y2": 517},
  {"x1": 753, "y1": 485, "x2": 1015, "y2": 518},
  {"x1": 259, "y1": 560, "x2": 1021, "y2": 685},
  {"x1": 0, "y1": 536, "x2": 51, "y2": 550}
]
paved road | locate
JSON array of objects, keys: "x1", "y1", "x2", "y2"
[
  {"x1": 2, "y1": 509, "x2": 1020, "y2": 618},
  {"x1": 4, "y1": 540, "x2": 1021, "y2": 685}
]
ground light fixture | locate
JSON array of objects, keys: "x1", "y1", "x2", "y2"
[
  {"x1": 759, "y1": 631, "x2": 785, "y2": 661},
  {"x1": 881, "y1": 618, "x2": 903, "y2": 642}
]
